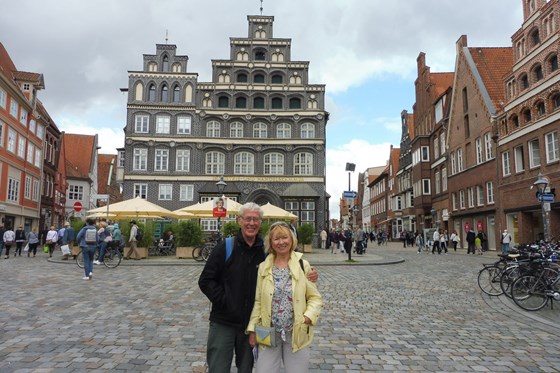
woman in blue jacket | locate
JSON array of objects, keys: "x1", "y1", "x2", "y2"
[{"x1": 75, "y1": 218, "x2": 98, "y2": 280}]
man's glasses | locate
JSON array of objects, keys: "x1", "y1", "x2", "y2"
[{"x1": 240, "y1": 216, "x2": 262, "y2": 223}]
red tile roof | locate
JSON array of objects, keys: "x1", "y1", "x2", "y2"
[
  {"x1": 64, "y1": 133, "x2": 96, "y2": 179},
  {"x1": 468, "y1": 47, "x2": 513, "y2": 111},
  {"x1": 431, "y1": 72, "x2": 454, "y2": 101},
  {"x1": 97, "y1": 154, "x2": 116, "y2": 194}
]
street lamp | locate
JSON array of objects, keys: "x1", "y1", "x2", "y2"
[
  {"x1": 533, "y1": 172, "x2": 551, "y2": 242},
  {"x1": 430, "y1": 208, "x2": 436, "y2": 228},
  {"x1": 216, "y1": 176, "x2": 227, "y2": 231}
]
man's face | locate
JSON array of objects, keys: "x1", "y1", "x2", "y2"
[{"x1": 238, "y1": 210, "x2": 262, "y2": 241}]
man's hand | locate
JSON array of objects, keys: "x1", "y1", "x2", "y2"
[{"x1": 306, "y1": 267, "x2": 318, "y2": 283}]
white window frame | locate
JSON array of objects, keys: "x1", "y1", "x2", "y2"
[
  {"x1": 133, "y1": 184, "x2": 147, "y2": 199},
  {"x1": 484, "y1": 133, "x2": 493, "y2": 160},
  {"x1": 135, "y1": 114, "x2": 149, "y2": 133},
  {"x1": 32, "y1": 179, "x2": 40, "y2": 201},
  {"x1": 294, "y1": 152, "x2": 313, "y2": 175},
  {"x1": 68, "y1": 184, "x2": 83, "y2": 200},
  {"x1": 435, "y1": 171, "x2": 440, "y2": 194},
  {"x1": 475, "y1": 137, "x2": 483, "y2": 164},
  {"x1": 486, "y1": 182, "x2": 494, "y2": 204},
  {"x1": 301, "y1": 123, "x2": 315, "y2": 139},
  {"x1": 276, "y1": 123, "x2": 291, "y2": 139},
  {"x1": 545, "y1": 131, "x2": 559, "y2": 163},
  {"x1": 502, "y1": 151, "x2": 511, "y2": 176},
  {"x1": 176, "y1": 149, "x2": 190, "y2": 172},
  {"x1": 422, "y1": 179, "x2": 431, "y2": 195},
  {"x1": 158, "y1": 184, "x2": 172, "y2": 200},
  {"x1": 460, "y1": 190, "x2": 466, "y2": 209},
  {"x1": 154, "y1": 148, "x2": 169, "y2": 171},
  {"x1": 441, "y1": 168, "x2": 447, "y2": 192},
  {"x1": 440, "y1": 133, "x2": 446, "y2": 155},
  {"x1": 36, "y1": 124, "x2": 44, "y2": 140},
  {"x1": 34, "y1": 148, "x2": 41, "y2": 167},
  {"x1": 421, "y1": 146, "x2": 430, "y2": 162},
  {"x1": 477, "y1": 185, "x2": 484, "y2": 206},
  {"x1": 434, "y1": 138, "x2": 439, "y2": 159},
  {"x1": 156, "y1": 115, "x2": 170, "y2": 134},
  {"x1": 205, "y1": 151, "x2": 225, "y2": 174},
  {"x1": 253, "y1": 123, "x2": 267, "y2": 138},
  {"x1": 133, "y1": 148, "x2": 148, "y2": 171},
  {"x1": 0, "y1": 88, "x2": 6, "y2": 109},
  {"x1": 17, "y1": 135, "x2": 25, "y2": 158},
  {"x1": 179, "y1": 184, "x2": 194, "y2": 201},
  {"x1": 230, "y1": 122, "x2": 243, "y2": 138},
  {"x1": 7, "y1": 177, "x2": 19, "y2": 202},
  {"x1": 514, "y1": 145, "x2": 525, "y2": 173},
  {"x1": 452, "y1": 193, "x2": 458, "y2": 211},
  {"x1": 450, "y1": 152, "x2": 456, "y2": 175},
  {"x1": 528, "y1": 139, "x2": 541, "y2": 168},
  {"x1": 29, "y1": 119, "x2": 36, "y2": 134},
  {"x1": 24, "y1": 175, "x2": 32, "y2": 199},
  {"x1": 206, "y1": 121, "x2": 221, "y2": 137},
  {"x1": 234, "y1": 151, "x2": 255, "y2": 174},
  {"x1": 20, "y1": 110, "x2": 28, "y2": 126},
  {"x1": 27, "y1": 142, "x2": 34, "y2": 164},
  {"x1": 264, "y1": 152, "x2": 284, "y2": 175},
  {"x1": 457, "y1": 148, "x2": 464, "y2": 172},
  {"x1": 10, "y1": 101, "x2": 18, "y2": 118},
  {"x1": 7, "y1": 128, "x2": 16, "y2": 153},
  {"x1": 468, "y1": 187, "x2": 475, "y2": 208},
  {"x1": 177, "y1": 116, "x2": 192, "y2": 135}
]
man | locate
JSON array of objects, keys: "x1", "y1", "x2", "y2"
[
  {"x1": 198, "y1": 202, "x2": 317, "y2": 373},
  {"x1": 124, "y1": 221, "x2": 140, "y2": 260},
  {"x1": 355, "y1": 226, "x2": 364, "y2": 254},
  {"x1": 0, "y1": 224, "x2": 5, "y2": 257},
  {"x1": 466, "y1": 228, "x2": 476, "y2": 254},
  {"x1": 501, "y1": 229, "x2": 512, "y2": 255},
  {"x1": 320, "y1": 228, "x2": 328, "y2": 249},
  {"x1": 432, "y1": 229, "x2": 441, "y2": 254},
  {"x1": 61, "y1": 221, "x2": 76, "y2": 260}
]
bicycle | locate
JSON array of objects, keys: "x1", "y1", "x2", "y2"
[
  {"x1": 76, "y1": 241, "x2": 122, "y2": 269},
  {"x1": 192, "y1": 232, "x2": 222, "y2": 262},
  {"x1": 510, "y1": 259, "x2": 560, "y2": 311}
]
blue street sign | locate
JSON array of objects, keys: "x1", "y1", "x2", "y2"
[
  {"x1": 539, "y1": 193, "x2": 555, "y2": 203},
  {"x1": 343, "y1": 191, "x2": 357, "y2": 199}
]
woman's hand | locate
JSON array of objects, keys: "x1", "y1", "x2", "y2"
[
  {"x1": 303, "y1": 316, "x2": 312, "y2": 325},
  {"x1": 248, "y1": 331, "x2": 257, "y2": 348},
  {"x1": 306, "y1": 267, "x2": 318, "y2": 283}
]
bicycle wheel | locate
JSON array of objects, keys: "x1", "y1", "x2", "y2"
[
  {"x1": 192, "y1": 246, "x2": 204, "y2": 262},
  {"x1": 511, "y1": 275, "x2": 548, "y2": 311},
  {"x1": 201, "y1": 244, "x2": 213, "y2": 261},
  {"x1": 76, "y1": 250, "x2": 84, "y2": 268},
  {"x1": 500, "y1": 265, "x2": 521, "y2": 298},
  {"x1": 103, "y1": 249, "x2": 122, "y2": 268},
  {"x1": 477, "y1": 266, "x2": 503, "y2": 296}
]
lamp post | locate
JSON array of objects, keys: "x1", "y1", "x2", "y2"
[
  {"x1": 533, "y1": 172, "x2": 551, "y2": 242},
  {"x1": 216, "y1": 175, "x2": 227, "y2": 231},
  {"x1": 430, "y1": 208, "x2": 436, "y2": 228}
]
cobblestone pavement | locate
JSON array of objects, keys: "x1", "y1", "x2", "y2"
[{"x1": 0, "y1": 243, "x2": 559, "y2": 372}]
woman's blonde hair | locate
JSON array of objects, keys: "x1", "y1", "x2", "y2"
[{"x1": 264, "y1": 221, "x2": 298, "y2": 255}]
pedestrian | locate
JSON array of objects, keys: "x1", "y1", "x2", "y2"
[
  {"x1": 198, "y1": 202, "x2": 318, "y2": 373},
  {"x1": 0, "y1": 224, "x2": 5, "y2": 257},
  {"x1": 124, "y1": 220, "x2": 140, "y2": 260},
  {"x1": 501, "y1": 229, "x2": 512, "y2": 255},
  {"x1": 450, "y1": 230, "x2": 459, "y2": 252},
  {"x1": 320, "y1": 229, "x2": 327, "y2": 250},
  {"x1": 432, "y1": 229, "x2": 441, "y2": 254},
  {"x1": 27, "y1": 227, "x2": 40, "y2": 257},
  {"x1": 45, "y1": 226, "x2": 58, "y2": 258},
  {"x1": 3, "y1": 226, "x2": 15, "y2": 259},
  {"x1": 415, "y1": 231, "x2": 424, "y2": 254},
  {"x1": 475, "y1": 234, "x2": 483, "y2": 255},
  {"x1": 112, "y1": 223, "x2": 123, "y2": 250},
  {"x1": 466, "y1": 228, "x2": 476, "y2": 254},
  {"x1": 76, "y1": 217, "x2": 98, "y2": 280},
  {"x1": 14, "y1": 225, "x2": 26, "y2": 257},
  {"x1": 61, "y1": 221, "x2": 77, "y2": 259},
  {"x1": 440, "y1": 230, "x2": 448, "y2": 254},
  {"x1": 382, "y1": 231, "x2": 388, "y2": 245},
  {"x1": 400, "y1": 230, "x2": 406, "y2": 248},
  {"x1": 247, "y1": 221, "x2": 322, "y2": 373},
  {"x1": 95, "y1": 221, "x2": 112, "y2": 265},
  {"x1": 355, "y1": 226, "x2": 364, "y2": 254},
  {"x1": 330, "y1": 229, "x2": 338, "y2": 254}
]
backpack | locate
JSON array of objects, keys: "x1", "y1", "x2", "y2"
[
  {"x1": 85, "y1": 228, "x2": 97, "y2": 244},
  {"x1": 135, "y1": 227, "x2": 143, "y2": 241}
]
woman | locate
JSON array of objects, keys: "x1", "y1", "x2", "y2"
[
  {"x1": 247, "y1": 221, "x2": 322, "y2": 373},
  {"x1": 27, "y1": 227, "x2": 40, "y2": 257},
  {"x1": 3, "y1": 226, "x2": 15, "y2": 259},
  {"x1": 14, "y1": 225, "x2": 26, "y2": 257},
  {"x1": 450, "y1": 230, "x2": 459, "y2": 252},
  {"x1": 45, "y1": 226, "x2": 58, "y2": 258},
  {"x1": 76, "y1": 218, "x2": 98, "y2": 280}
]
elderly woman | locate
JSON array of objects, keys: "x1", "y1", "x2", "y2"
[{"x1": 247, "y1": 221, "x2": 322, "y2": 373}]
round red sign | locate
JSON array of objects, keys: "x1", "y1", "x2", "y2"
[
  {"x1": 73, "y1": 201, "x2": 82, "y2": 212},
  {"x1": 464, "y1": 222, "x2": 471, "y2": 233}
]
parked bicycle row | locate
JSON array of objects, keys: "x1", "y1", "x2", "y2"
[{"x1": 477, "y1": 241, "x2": 560, "y2": 311}]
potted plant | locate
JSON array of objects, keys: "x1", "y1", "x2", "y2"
[
  {"x1": 175, "y1": 220, "x2": 204, "y2": 258},
  {"x1": 297, "y1": 223, "x2": 314, "y2": 253}
]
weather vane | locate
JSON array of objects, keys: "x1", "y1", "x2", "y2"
[
  {"x1": 165, "y1": 29, "x2": 168, "y2": 44},
  {"x1": 260, "y1": 0, "x2": 263, "y2": 15}
]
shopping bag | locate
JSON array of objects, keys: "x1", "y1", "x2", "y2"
[
  {"x1": 23, "y1": 243, "x2": 30, "y2": 252},
  {"x1": 44, "y1": 245, "x2": 49, "y2": 253},
  {"x1": 60, "y1": 244, "x2": 71, "y2": 256}
]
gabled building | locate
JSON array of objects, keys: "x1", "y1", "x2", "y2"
[
  {"x1": 120, "y1": 15, "x2": 328, "y2": 232},
  {"x1": 496, "y1": 0, "x2": 560, "y2": 244},
  {"x1": 360, "y1": 166, "x2": 385, "y2": 233},
  {"x1": 447, "y1": 35, "x2": 512, "y2": 249},
  {"x1": 0, "y1": 43, "x2": 45, "y2": 232},
  {"x1": 386, "y1": 146, "x2": 401, "y2": 239},
  {"x1": 395, "y1": 110, "x2": 416, "y2": 236},
  {"x1": 97, "y1": 154, "x2": 122, "y2": 208}
]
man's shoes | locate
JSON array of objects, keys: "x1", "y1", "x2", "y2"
[
  {"x1": 93, "y1": 260, "x2": 100, "y2": 265},
  {"x1": 89, "y1": 272, "x2": 93, "y2": 280},
  {"x1": 82, "y1": 276, "x2": 90, "y2": 280}
]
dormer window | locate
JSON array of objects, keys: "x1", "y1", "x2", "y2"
[{"x1": 162, "y1": 55, "x2": 169, "y2": 72}]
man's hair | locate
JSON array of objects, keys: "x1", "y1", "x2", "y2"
[
  {"x1": 86, "y1": 217, "x2": 96, "y2": 225},
  {"x1": 238, "y1": 202, "x2": 263, "y2": 218}
]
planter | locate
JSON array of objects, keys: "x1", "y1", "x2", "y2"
[
  {"x1": 303, "y1": 244, "x2": 312, "y2": 253},
  {"x1": 176, "y1": 246, "x2": 194, "y2": 259}
]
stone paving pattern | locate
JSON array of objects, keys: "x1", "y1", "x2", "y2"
[{"x1": 0, "y1": 243, "x2": 559, "y2": 372}]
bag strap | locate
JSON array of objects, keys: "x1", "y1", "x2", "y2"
[
  {"x1": 299, "y1": 258, "x2": 305, "y2": 272},
  {"x1": 225, "y1": 236, "x2": 234, "y2": 261}
]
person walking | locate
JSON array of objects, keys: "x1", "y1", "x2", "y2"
[
  {"x1": 14, "y1": 225, "x2": 26, "y2": 257},
  {"x1": 198, "y1": 202, "x2": 318, "y2": 373},
  {"x1": 76, "y1": 217, "x2": 98, "y2": 280},
  {"x1": 440, "y1": 230, "x2": 448, "y2": 254},
  {"x1": 27, "y1": 227, "x2": 40, "y2": 257},
  {"x1": 112, "y1": 223, "x2": 123, "y2": 250},
  {"x1": 450, "y1": 230, "x2": 459, "y2": 252},
  {"x1": 415, "y1": 231, "x2": 424, "y2": 254},
  {"x1": 320, "y1": 229, "x2": 327, "y2": 250},
  {"x1": 247, "y1": 221, "x2": 322, "y2": 373},
  {"x1": 475, "y1": 234, "x2": 483, "y2": 255},
  {"x1": 61, "y1": 221, "x2": 76, "y2": 260},
  {"x1": 466, "y1": 228, "x2": 476, "y2": 255},
  {"x1": 124, "y1": 221, "x2": 140, "y2": 260},
  {"x1": 501, "y1": 229, "x2": 512, "y2": 255},
  {"x1": 3, "y1": 226, "x2": 15, "y2": 259},
  {"x1": 45, "y1": 226, "x2": 58, "y2": 258},
  {"x1": 432, "y1": 229, "x2": 441, "y2": 254},
  {"x1": 0, "y1": 224, "x2": 5, "y2": 258}
]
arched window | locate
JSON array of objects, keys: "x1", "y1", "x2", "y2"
[
  {"x1": 172, "y1": 63, "x2": 182, "y2": 73},
  {"x1": 271, "y1": 97, "x2": 283, "y2": 109},
  {"x1": 205, "y1": 151, "x2": 225, "y2": 174},
  {"x1": 548, "y1": 54, "x2": 558, "y2": 72},
  {"x1": 230, "y1": 122, "x2": 244, "y2": 138},
  {"x1": 529, "y1": 27, "x2": 540, "y2": 47},
  {"x1": 271, "y1": 74, "x2": 283, "y2": 84},
  {"x1": 536, "y1": 101, "x2": 546, "y2": 116},
  {"x1": 218, "y1": 96, "x2": 229, "y2": 108},
  {"x1": 552, "y1": 93, "x2": 560, "y2": 110},
  {"x1": 255, "y1": 51, "x2": 266, "y2": 60},
  {"x1": 173, "y1": 85, "x2": 181, "y2": 102},
  {"x1": 533, "y1": 64, "x2": 543, "y2": 82},
  {"x1": 253, "y1": 123, "x2": 267, "y2": 138},
  {"x1": 234, "y1": 152, "x2": 254, "y2": 174},
  {"x1": 148, "y1": 62, "x2": 157, "y2": 72},
  {"x1": 206, "y1": 121, "x2": 221, "y2": 137},
  {"x1": 289, "y1": 97, "x2": 302, "y2": 109},
  {"x1": 294, "y1": 152, "x2": 313, "y2": 175},
  {"x1": 511, "y1": 115, "x2": 520, "y2": 129},
  {"x1": 237, "y1": 73, "x2": 248, "y2": 82},
  {"x1": 235, "y1": 97, "x2": 247, "y2": 108},
  {"x1": 301, "y1": 123, "x2": 315, "y2": 138},
  {"x1": 161, "y1": 84, "x2": 168, "y2": 101},
  {"x1": 254, "y1": 74, "x2": 265, "y2": 83},
  {"x1": 264, "y1": 153, "x2": 284, "y2": 175},
  {"x1": 253, "y1": 97, "x2": 265, "y2": 109},
  {"x1": 519, "y1": 74, "x2": 529, "y2": 90},
  {"x1": 523, "y1": 108, "x2": 532, "y2": 123},
  {"x1": 276, "y1": 123, "x2": 291, "y2": 138},
  {"x1": 162, "y1": 55, "x2": 169, "y2": 72},
  {"x1": 148, "y1": 84, "x2": 156, "y2": 101}
]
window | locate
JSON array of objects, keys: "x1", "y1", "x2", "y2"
[
  {"x1": 528, "y1": 139, "x2": 541, "y2": 168},
  {"x1": 520, "y1": 74, "x2": 529, "y2": 90},
  {"x1": 0, "y1": 88, "x2": 6, "y2": 108},
  {"x1": 148, "y1": 84, "x2": 156, "y2": 101},
  {"x1": 161, "y1": 84, "x2": 168, "y2": 101},
  {"x1": 162, "y1": 55, "x2": 169, "y2": 72},
  {"x1": 434, "y1": 137, "x2": 439, "y2": 159},
  {"x1": 177, "y1": 116, "x2": 191, "y2": 134},
  {"x1": 179, "y1": 184, "x2": 194, "y2": 201},
  {"x1": 158, "y1": 184, "x2": 172, "y2": 200},
  {"x1": 271, "y1": 97, "x2": 283, "y2": 109},
  {"x1": 477, "y1": 185, "x2": 484, "y2": 206},
  {"x1": 536, "y1": 101, "x2": 546, "y2": 117},
  {"x1": 545, "y1": 131, "x2": 559, "y2": 163},
  {"x1": 301, "y1": 123, "x2": 315, "y2": 138},
  {"x1": 511, "y1": 115, "x2": 520, "y2": 128},
  {"x1": 294, "y1": 152, "x2": 313, "y2": 175},
  {"x1": 530, "y1": 28, "x2": 540, "y2": 46},
  {"x1": 484, "y1": 133, "x2": 493, "y2": 160},
  {"x1": 34, "y1": 148, "x2": 41, "y2": 167},
  {"x1": 514, "y1": 145, "x2": 525, "y2": 172},
  {"x1": 10, "y1": 101, "x2": 18, "y2": 118},
  {"x1": 421, "y1": 146, "x2": 429, "y2": 162},
  {"x1": 289, "y1": 98, "x2": 301, "y2": 109},
  {"x1": 205, "y1": 151, "x2": 225, "y2": 174},
  {"x1": 206, "y1": 121, "x2": 221, "y2": 137},
  {"x1": 176, "y1": 149, "x2": 190, "y2": 172},
  {"x1": 440, "y1": 133, "x2": 445, "y2": 154},
  {"x1": 253, "y1": 97, "x2": 265, "y2": 109},
  {"x1": 452, "y1": 193, "x2": 458, "y2": 211},
  {"x1": 464, "y1": 115, "x2": 470, "y2": 138},
  {"x1": 450, "y1": 152, "x2": 456, "y2": 175},
  {"x1": 17, "y1": 135, "x2": 25, "y2": 158},
  {"x1": 435, "y1": 171, "x2": 440, "y2": 194},
  {"x1": 237, "y1": 73, "x2": 248, "y2": 82},
  {"x1": 255, "y1": 51, "x2": 266, "y2": 61},
  {"x1": 235, "y1": 97, "x2": 247, "y2": 108},
  {"x1": 68, "y1": 185, "x2": 83, "y2": 200},
  {"x1": 218, "y1": 96, "x2": 229, "y2": 108},
  {"x1": 254, "y1": 74, "x2": 265, "y2": 83},
  {"x1": 523, "y1": 108, "x2": 532, "y2": 123},
  {"x1": 459, "y1": 190, "x2": 466, "y2": 209},
  {"x1": 457, "y1": 148, "x2": 464, "y2": 172},
  {"x1": 118, "y1": 150, "x2": 125, "y2": 167},
  {"x1": 29, "y1": 119, "x2": 36, "y2": 134},
  {"x1": 7, "y1": 128, "x2": 16, "y2": 152},
  {"x1": 476, "y1": 137, "x2": 483, "y2": 164},
  {"x1": 154, "y1": 149, "x2": 169, "y2": 171},
  {"x1": 502, "y1": 151, "x2": 511, "y2": 176},
  {"x1": 133, "y1": 148, "x2": 148, "y2": 171},
  {"x1": 300, "y1": 202, "x2": 315, "y2": 225},
  {"x1": 253, "y1": 123, "x2": 267, "y2": 138},
  {"x1": 462, "y1": 87, "x2": 469, "y2": 112},
  {"x1": 27, "y1": 143, "x2": 34, "y2": 164},
  {"x1": 468, "y1": 187, "x2": 475, "y2": 208},
  {"x1": 156, "y1": 115, "x2": 170, "y2": 134},
  {"x1": 442, "y1": 168, "x2": 447, "y2": 192},
  {"x1": 549, "y1": 55, "x2": 558, "y2": 72},
  {"x1": 135, "y1": 114, "x2": 149, "y2": 133},
  {"x1": 276, "y1": 123, "x2": 291, "y2": 138},
  {"x1": 20, "y1": 110, "x2": 27, "y2": 125},
  {"x1": 24, "y1": 176, "x2": 31, "y2": 199},
  {"x1": 32, "y1": 180, "x2": 39, "y2": 201},
  {"x1": 37, "y1": 124, "x2": 44, "y2": 139},
  {"x1": 422, "y1": 179, "x2": 430, "y2": 195},
  {"x1": 271, "y1": 74, "x2": 283, "y2": 84},
  {"x1": 230, "y1": 122, "x2": 243, "y2": 137},
  {"x1": 173, "y1": 85, "x2": 181, "y2": 102},
  {"x1": 264, "y1": 153, "x2": 284, "y2": 175},
  {"x1": 234, "y1": 152, "x2": 254, "y2": 174},
  {"x1": 486, "y1": 182, "x2": 494, "y2": 204},
  {"x1": 134, "y1": 183, "x2": 147, "y2": 199},
  {"x1": 533, "y1": 64, "x2": 543, "y2": 81}
]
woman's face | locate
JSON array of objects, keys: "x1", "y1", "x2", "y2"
[
  {"x1": 216, "y1": 199, "x2": 223, "y2": 208},
  {"x1": 271, "y1": 228, "x2": 292, "y2": 256}
]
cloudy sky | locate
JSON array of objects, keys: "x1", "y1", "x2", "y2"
[{"x1": 1, "y1": 0, "x2": 523, "y2": 216}]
